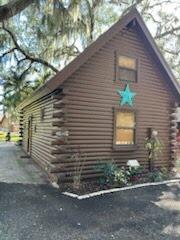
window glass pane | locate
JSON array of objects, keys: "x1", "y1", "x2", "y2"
[
  {"x1": 116, "y1": 112, "x2": 135, "y2": 128},
  {"x1": 116, "y1": 129, "x2": 134, "y2": 145},
  {"x1": 119, "y1": 56, "x2": 136, "y2": 70},
  {"x1": 119, "y1": 67, "x2": 136, "y2": 82}
]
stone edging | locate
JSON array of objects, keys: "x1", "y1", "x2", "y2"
[{"x1": 62, "y1": 179, "x2": 180, "y2": 200}]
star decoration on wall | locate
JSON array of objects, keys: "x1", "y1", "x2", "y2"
[{"x1": 116, "y1": 84, "x2": 136, "y2": 106}]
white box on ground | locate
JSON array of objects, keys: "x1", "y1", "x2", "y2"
[{"x1": 127, "y1": 160, "x2": 140, "y2": 167}]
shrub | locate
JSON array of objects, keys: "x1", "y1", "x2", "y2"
[
  {"x1": 128, "y1": 166, "x2": 144, "y2": 176},
  {"x1": 98, "y1": 162, "x2": 145, "y2": 187},
  {"x1": 145, "y1": 130, "x2": 162, "y2": 171},
  {"x1": 97, "y1": 160, "x2": 170, "y2": 189},
  {"x1": 128, "y1": 166, "x2": 144, "y2": 183},
  {"x1": 114, "y1": 167, "x2": 129, "y2": 185},
  {"x1": 147, "y1": 167, "x2": 169, "y2": 182},
  {"x1": 97, "y1": 160, "x2": 118, "y2": 186},
  {"x1": 70, "y1": 147, "x2": 86, "y2": 190}
]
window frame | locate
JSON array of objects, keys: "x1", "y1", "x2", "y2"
[
  {"x1": 115, "y1": 52, "x2": 139, "y2": 83},
  {"x1": 113, "y1": 108, "x2": 137, "y2": 151}
]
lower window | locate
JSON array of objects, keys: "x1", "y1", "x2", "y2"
[{"x1": 114, "y1": 110, "x2": 135, "y2": 145}]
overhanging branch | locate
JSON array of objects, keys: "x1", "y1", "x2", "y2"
[
  {"x1": 0, "y1": 0, "x2": 36, "y2": 22},
  {"x1": 2, "y1": 24, "x2": 58, "y2": 73},
  {"x1": 155, "y1": 26, "x2": 180, "y2": 39},
  {"x1": 0, "y1": 47, "x2": 16, "y2": 59}
]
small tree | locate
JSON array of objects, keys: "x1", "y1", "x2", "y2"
[
  {"x1": 70, "y1": 147, "x2": 86, "y2": 190},
  {"x1": 145, "y1": 130, "x2": 162, "y2": 171}
]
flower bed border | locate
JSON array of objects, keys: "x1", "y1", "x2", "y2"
[{"x1": 62, "y1": 179, "x2": 180, "y2": 200}]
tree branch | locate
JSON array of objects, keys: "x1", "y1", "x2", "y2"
[
  {"x1": 0, "y1": 47, "x2": 16, "y2": 59},
  {"x1": 121, "y1": 0, "x2": 144, "y2": 16},
  {"x1": 2, "y1": 24, "x2": 58, "y2": 73},
  {"x1": 0, "y1": 0, "x2": 36, "y2": 22},
  {"x1": 19, "y1": 61, "x2": 32, "y2": 80},
  {"x1": 155, "y1": 26, "x2": 180, "y2": 39},
  {"x1": 163, "y1": 48, "x2": 180, "y2": 56}
]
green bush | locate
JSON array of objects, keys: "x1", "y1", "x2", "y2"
[
  {"x1": 147, "y1": 168, "x2": 169, "y2": 182},
  {"x1": 128, "y1": 166, "x2": 144, "y2": 183},
  {"x1": 97, "y1": 160, "x2": 169, "y2": 189},
  {"x1": 145, "y1": 130, "x2": 162, "y2": 171},
  {"x1": 97, "y1": 160, "x2": 118, "y2": 186},
  {"x1": 114, "y1": 167, "x2": 129, "y2": 185},
  {"x1": 98, "y1": 161, "x2": 145, "y2": 187},
  {"x1": 128, "y1": 166, "x2": 144, "y2": 177}
]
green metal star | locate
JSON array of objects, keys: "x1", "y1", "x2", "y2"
[{"x1": 116, "y1": 84, "x2": 136, "y2": 106}]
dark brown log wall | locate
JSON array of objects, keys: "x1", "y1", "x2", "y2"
[
  {"x1": 59, "y1": 26, "x2": 176, "y2": 180},
  {"x1": 22, "y1": 25, "x2": 177, "y2": 182},
  {"x1": 22, "y1": 92, "x2": 68, "y2": 182}
]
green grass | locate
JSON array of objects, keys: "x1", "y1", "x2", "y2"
[{"x1": 0, "y1": 131, "x2": 20, "y2": 143}]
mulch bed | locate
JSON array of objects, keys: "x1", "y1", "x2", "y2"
[
  {"x1": 59, "y1": 175, "x2": 152, "y2": 195},
  {"x1": 59, "y1": 180, "x2": 101, "y2": 195}
]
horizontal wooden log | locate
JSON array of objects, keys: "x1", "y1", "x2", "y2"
[
  {"x1": 51, "y1": 139, "x2": 68, "y2": 146},
  {"x1": 53, "y1": 172, "x2": 67, "y2": 183},
  {"x1": 52, "y1": 120, "x2": 67, "y2": 127},
  {"x1": 52, "y1": 127, "x2": 69, "y2": 136},
  {"x1": 52, "y1": 110, "x2": 66, "y2": 118},
  {"x1": 50, "y1": 153, "x2": 68, "y2": 160},
  {"x1": 51, "y1": 147, "x2": 67, "y2": 155},
  {"x1": 53, "y1": 99, "x2": 68, "y2": 109},
  {"x1": 51, "y1": 93, "x2": 64, "y2": 100}
]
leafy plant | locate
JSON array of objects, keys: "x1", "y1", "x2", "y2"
[
  {"x1": 114, "y1": 167, "x2": 129, "y2": 186},
  {"x1": 98, "y1": 161, "x2": 144, "y2": 187},
  {"x1": 128, "y1": 166, "x2": 144, "y2": 177},
  {"x1": 70, "y1": 147, "x2": 86, "y2": 190},
  {"x1": 161, "y1": 167, "x2": 169, "y2": 179},
  {"x1": 147, "y1": 168, "x2": 169, "y2": 182},
  {"x1": 97, "y1": 160, "x2": 118, "y2": 186},
  {"x1": 128, "y1": 166, "x2": 144, "y2": 183},
  {"x1": 145, "y1": 130, "x2": 162, "y2": 171}
]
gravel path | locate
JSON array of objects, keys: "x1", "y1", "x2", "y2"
[
  {"x1": 0, "y1": 144, "x2": 179, "y2": 239},
  {"x1": 0, "y1": 143, "x2": 47, "y2": 184},
  {"x1": 0, "y1": 182, "x2": 179, "y2": 240}
]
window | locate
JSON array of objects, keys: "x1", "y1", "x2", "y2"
[
  {"x1": 114, "y1": 110, "x2": 135, "y2": 145},
  {"x1": 34, "y1": 124, "x2": 37, "y2": 133},
  {"x1": 118, "y1": 55, "x2": 137, "y2": 82},
  {"x1": 40, "y1": 108, "x2": 45, "y2": 121}
]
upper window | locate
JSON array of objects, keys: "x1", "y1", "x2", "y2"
[
  {"x1": 118, "y1": 55, "x2": 137, "y2": 82},
  {"x1": 114, "y1": 110, "x2": 135, "y2": 145}
]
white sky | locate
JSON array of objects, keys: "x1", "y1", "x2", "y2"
[{"x1": 144, "y1": 1, "x2": 180, "y2": 35}]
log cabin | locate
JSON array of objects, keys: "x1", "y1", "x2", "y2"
[{"x1": 18, "y1": 8, "x2": 180, "y2": 184}]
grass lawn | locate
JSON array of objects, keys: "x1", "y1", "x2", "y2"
[{"x1": 0, "y1": 131, "x2": 20, "y2": 143}]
